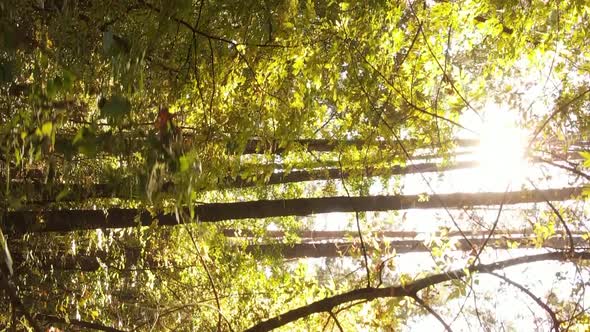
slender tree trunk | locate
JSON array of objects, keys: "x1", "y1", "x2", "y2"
[
  {"x1": 14, "y1": 235, "x2": 583, "y2": 271},
  {"x1": 227, "y1": 160, "x2": 478, "y2": 188},
  {"x1": 5, "y1": 187, "x2": 582, "y2": 233},
  {"x1": 51, "y1": 134, "x2": 480, "y2": 156},
  {"x1": 10, "y1": 154, "x2": 584, "y2": 203},
  {"x1": 12, "y1": 251, "x2": 179, "y2": 273},
  {"x1": 16, "y1": 160, "x2": 478, "y2": 202},
  {"x1": 11, "y1": 155, "x2": 583, "y2": 203},
  {"x1": 222, "y1": 229, "x2": 586, "y2": 240},
  {"x1": 245, "y1": 236, "x2": 585, "y2": 258}
]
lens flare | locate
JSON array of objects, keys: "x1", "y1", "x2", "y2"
[{"x1": 476, "y1": 104, "x2": 529, "y2": 187}]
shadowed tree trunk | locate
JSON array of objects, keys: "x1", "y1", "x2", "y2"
[
  {"x1": 46, "y1": 130, "x2": 588, "y2": 156},
  {"x1": 5, "y1": 187, "x2": 582, "y2": 233}
]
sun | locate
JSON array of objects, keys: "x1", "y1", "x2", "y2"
[{"x1": 474, "y1": 104, "x2": 529, "y2": 188}]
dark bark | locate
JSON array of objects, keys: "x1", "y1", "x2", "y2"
[
  {"x1": 45, "y1": 131, "x2": 586, "y2": 157},
  {"x1": 245, "y1": 251, "x2": 590, "y2": 331},
  {"x1": 4, "y1": 187, "x2": 582, "y2": 233}
]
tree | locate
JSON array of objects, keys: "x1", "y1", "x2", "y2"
[
  {"x1": 4, "y1": 186, "x2": 583, "y2": 232},
  {"x1": 1, "y1": 0, "x2": 589, "y2": 331}
]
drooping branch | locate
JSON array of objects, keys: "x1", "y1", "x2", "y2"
[
  {"x1": 411, "y1": 295, "x2": 453, "y2": 332},
  {"x1": 244, "y1": 251, "x2": 590, "y2": 332},
  {"x1": 5, "y1": 187, "x2": 583, "y2": 233}
]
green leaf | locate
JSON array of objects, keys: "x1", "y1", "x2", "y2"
[
  {"x1": 53, "y1": 76, "x2": 63, "y2": 90},
  {"x1": 179, "y1": 155, "x2": 190, "y2": 172},
  {"x1": 99, "y1": 95, "x2": 131, "y2": 124},
  {"x1": 292, "y1": 56, "x2": 305, "y2": 75},
  {"x1": 56, "y1": 188, "x2": 72, "y2": 202},
  {"x1": 41, "y1": 122, "x2": 53, "y2": 137},
  {"x1": 62, "y1": 70, "x2": 75, "y2": 90},
  {"x1": 46, "y1": 80, "x2": 57, "y2": 98},
  {"x1": 73, "y1": 127, "x2": 98, "y2": 157}
]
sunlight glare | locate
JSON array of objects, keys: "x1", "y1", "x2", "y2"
[{"x1": 475, "y1": 104, "x2": 529, "y2": 188}]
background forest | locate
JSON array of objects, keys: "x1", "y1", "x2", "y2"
[{"x1": 1, "y1": 0, "x2": 590, "y2": 331}]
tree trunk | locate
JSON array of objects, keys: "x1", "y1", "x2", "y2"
[
  {"x1": 246, "y1": 236, "x2": 585, "y2": 258},
  {"x1": 17, "y1": 160, "x2": 478, "y2": 202},
  {"x1": 227, "y1": 160, "x2": 478, "y2": 188},
  {"x1": 14, "y1": 235, "x2": 582, "y2": 271},
  {"x1": 12, "y1": 155, "x2": 583, "y2": 203},
  {"x1": 222, "y1": 229, "x2": 584, "y2": 241},
  {"x1": 51, "y1": 133, "x2": 479, "y2": 156},
  {"x1": 5, "y1": 187, "x2": 582, "y2": 233}
]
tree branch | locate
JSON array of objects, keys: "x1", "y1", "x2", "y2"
[
  {"x1": 489, "y1": 272, "x2": 560, "y2": 331},
  {"x1": 245, "y1": 251, "x2": 590, "y2": 332},
  {"x1": 411, "y1": 294, "x2": 453, "y2": 332}
]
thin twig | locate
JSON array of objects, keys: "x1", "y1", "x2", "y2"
[
  {"x1": 407, "y1": 1, "x2": 481, "y2": 120},
  {"x1": 175, "y1": 208, "x2": 232, "y2": 332},
  {"x1": 470, "y1": 184, "x2": 510, "y2": 267},
  {"x1": 529, "y1": 89, "x2": 590, "y2": 146},
  {"x1": 489, "y1": 272, "x2": 560, "y2": 331},
  {"x1": 411, "y1": 294, "x2": 453, "y2": 332},
  {"x1": 539, "y1": 158, "x2": 590, "y2": 181},
  {"x1": 337, "y1": 153, "x2": 371, "y2": 288},
  {"x1": 328, "y1": 311, "x2": 344, "y2": 332},
  {"x1": 527, "y1": 179, "x2": 575, "y2": 254}
]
